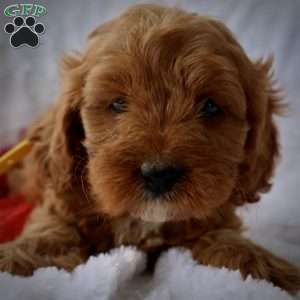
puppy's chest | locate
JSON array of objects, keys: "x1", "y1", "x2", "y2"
[
  {"x1": 112, "y1": 217, "x2": 166, "y2": 251},
  {"x1": 79, "y1": 215, "x2": 225, "y2": 253},
  {"x1": 111, "y1": 217, "x2": 205, "y2": 251}
]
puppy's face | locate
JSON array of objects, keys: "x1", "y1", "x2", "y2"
[
  {"x1": 80, "y1": 9, "x2": 250, "y2": 222},
  {"x1": 51, "y1": 5, "x2": 279, "y2": 223}
]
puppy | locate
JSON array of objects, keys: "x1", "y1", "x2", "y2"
[{"x1": 1, "y1": 4, "x2": 300, "y2": 294}]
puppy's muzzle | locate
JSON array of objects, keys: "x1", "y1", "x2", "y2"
[{"x1": 140, "y1": 162, "x2": 185, "y2": 197}]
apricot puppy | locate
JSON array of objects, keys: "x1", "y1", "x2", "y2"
[{"x1": 1, "y1": 4, "x2": 300, "y2": 294}]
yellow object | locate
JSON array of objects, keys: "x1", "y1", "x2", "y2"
[{"x1": 0, "y1": 139, "x2": 32, "y2": 175}]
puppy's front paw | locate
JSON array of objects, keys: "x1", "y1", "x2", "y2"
[
  {"x1": 0, "y1": 242, "x2": 36, "y2": 276},
  {"x1": 191, "y1": 230, "x2": 300, "y2": 294},
  {"x1": 229, "y1": 243, "x2": 300, "y2": 294},
  {"x1": 262, "y1": 253, "x2": 300, "y2": 295}
]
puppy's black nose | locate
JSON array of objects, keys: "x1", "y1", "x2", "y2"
[{"x1": 140, "y1": 163, "x2": 185, "y2": 197}]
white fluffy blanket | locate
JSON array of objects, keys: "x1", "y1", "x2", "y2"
[{"x1": 0, "y1": 247, "x2": 298, "y2": 300}]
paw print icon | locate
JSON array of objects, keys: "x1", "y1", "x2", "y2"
[{"x1": 4, "y1": 16, "x2": 45, "y2": 48}]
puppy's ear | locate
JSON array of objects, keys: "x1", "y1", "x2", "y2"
[
  {"x1": 48, "y1": 53, "x2": 87, "y2": 195},
  {"x1": 233, "y1": 57, "x2": 284, "y2": 205}
]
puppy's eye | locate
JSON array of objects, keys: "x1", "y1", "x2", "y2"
[
  {"x1": 109, "y1": 98, "x2": 127, "y2": 114},
  {"x1": 198, "y1": 97, "x2": 222, "y2": 118}
]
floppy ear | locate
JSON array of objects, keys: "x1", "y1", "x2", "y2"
[
  {"x1": 47, "y1": 53, "x2": 88, "y2": 195},
  {"x1": 22, "y1": 54, "x2": 87, "y2": 200},
  {"x1": 233, "y1": 57, "x2": 283, "y2": 205}
]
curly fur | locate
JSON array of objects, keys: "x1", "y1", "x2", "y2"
[{"x1": 1, "y1": 4, "x2": 299, "y2": 294}]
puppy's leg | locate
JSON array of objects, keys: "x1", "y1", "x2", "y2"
[
  {"x1": 0, "y1": 205, "x2": 86, "y2": 276},
  {"x1": 190, "y1": 230, "x2": 300, "y2": 294}
]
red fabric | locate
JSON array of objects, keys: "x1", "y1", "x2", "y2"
[
  {"x1": 0, "y1": 193, "x2": 34, "y2": 243},
  {"x1": 0, "y1": 146, "x2": 34, "y2": 243},
  {"x1": 0, "y1": 147, "x2": 10, "y2": 198},
  {"x1": 0, "y1": 175, "x2": 9, "y2": 198}
]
